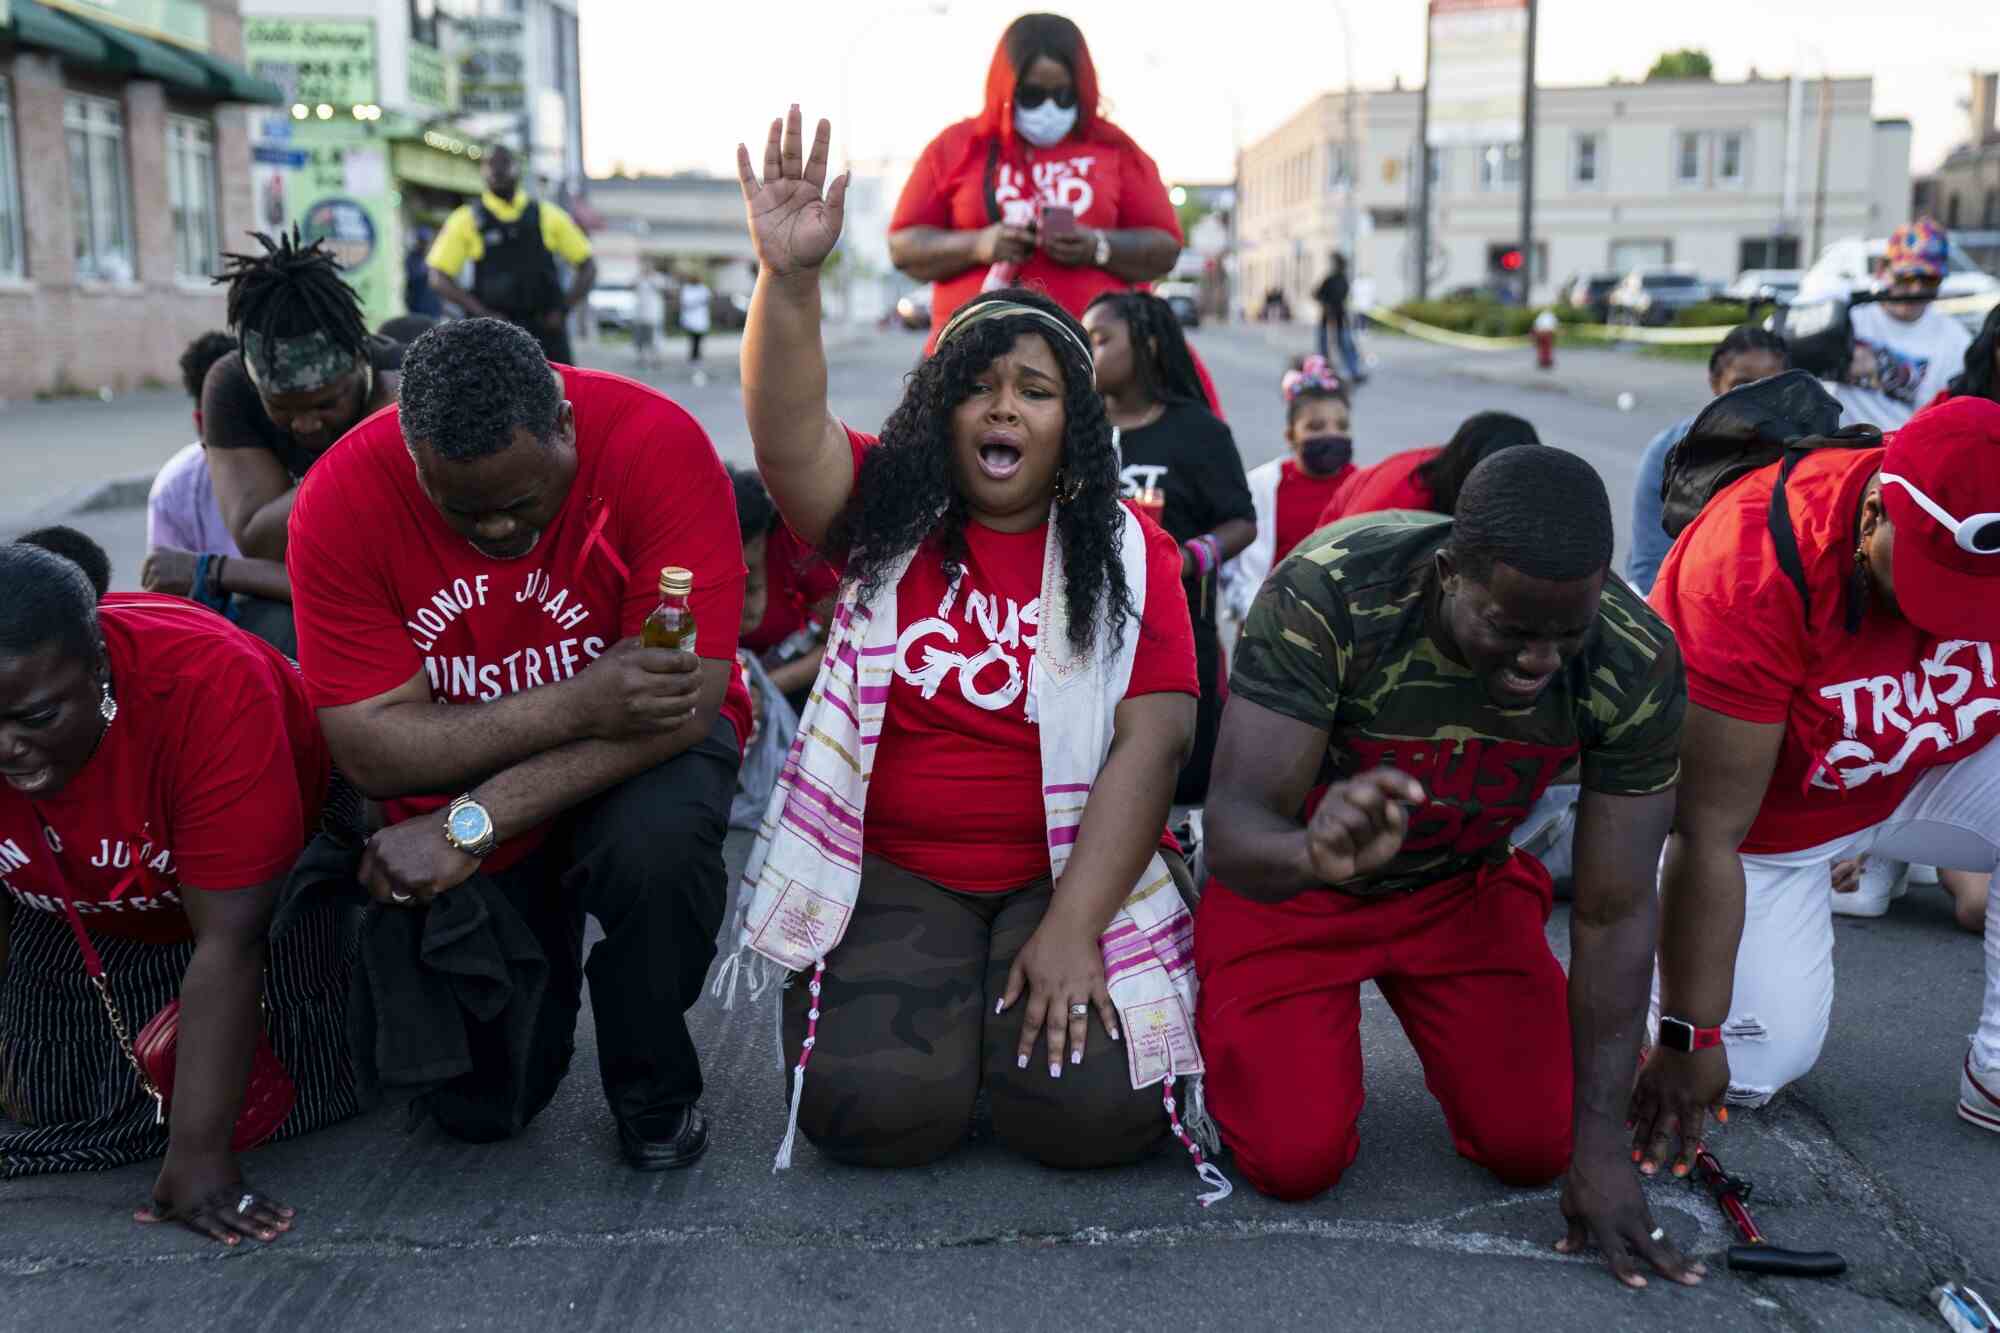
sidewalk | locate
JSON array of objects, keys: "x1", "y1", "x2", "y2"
[{"x1": 0, "y1": 324, "x2": 877, "y2": 534}]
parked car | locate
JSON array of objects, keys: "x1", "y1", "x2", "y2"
[
  {"x1": 588, "y1": 284, "x2": 636, "y2": 333},
  {"x1": 1156, "y1": 280, "x2": 1201, "y2": 328},
  {"x1": 894, "y1": 286, "x2": 932, "y2": 331},
  {"x1": 1607, "y1": 268, "x2": 1710, "y2": 326},
  {"x1": 1796, "y1": 235, "x2": 2000, "y2": 332},
  {"x1": 1723, "y1": 268, "x2": 1803, "y2": 307},
  {"x1": 1561, "y1": 272, "x2": 1621, "y2": 321}
]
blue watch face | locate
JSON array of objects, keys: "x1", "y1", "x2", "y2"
[{"x1": 449, "y1": 804, "x2": 490, "y2": 844}]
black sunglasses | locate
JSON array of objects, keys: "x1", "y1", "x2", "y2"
[{"x1": 1015, "y1": 84, "x2": 1078, "y2": 111}]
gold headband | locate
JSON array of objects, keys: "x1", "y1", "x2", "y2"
[{"x1": 935, "y1": 299, "x2": 1093, "y2": 375}]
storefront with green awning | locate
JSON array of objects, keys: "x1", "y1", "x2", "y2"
[{"x1": 0, "y1": 0, "x2": 282, "y2": 396}]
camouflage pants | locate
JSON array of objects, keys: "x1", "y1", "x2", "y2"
[{"x1": 780, "y1": 854, "x2": 1184, "y2": 1169}]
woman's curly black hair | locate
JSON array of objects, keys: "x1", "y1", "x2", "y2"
[{"x1": 830, "y1": 288, "x2": 1133, "y2": 655}]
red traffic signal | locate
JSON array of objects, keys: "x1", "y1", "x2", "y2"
[{"x1": 1497, "y1": 248, "x2": 1524, "y2": 272}]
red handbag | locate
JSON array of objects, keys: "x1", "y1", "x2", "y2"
[{"x1": 57, "y1": 891, "x2": 295, "y2": 1152}]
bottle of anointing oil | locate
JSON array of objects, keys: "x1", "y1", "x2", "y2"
[{"x1": 642, "y1": 566, "x2": 697, "y2": 652}]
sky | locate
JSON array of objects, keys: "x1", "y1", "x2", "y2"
[{"x1": 580, "y1": 0, "x2": 2000, "y2": 184}]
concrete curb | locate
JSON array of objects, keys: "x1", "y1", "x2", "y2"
[{"x1": 1, "y1": 469, "x2": 155, "y2": 534}]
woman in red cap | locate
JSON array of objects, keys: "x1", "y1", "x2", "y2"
[
  {"x1": 1633, "y1": 396, "x2": 2000, "y2": 1167},
  {"x1": 889, "y1": 14, "x2": 1184, "y2": 354}
]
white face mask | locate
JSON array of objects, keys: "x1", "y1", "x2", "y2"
[{"x1": 1014, "y1": 100, "x2": 1078, "y2": 148}]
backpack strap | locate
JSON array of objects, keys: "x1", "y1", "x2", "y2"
[
  {"x1": 1765, "y1": 447, "x2": 1814, "y2": 620},
  {"x1": 982, "y1": 138, "x2": 1002, "y2": 225}
]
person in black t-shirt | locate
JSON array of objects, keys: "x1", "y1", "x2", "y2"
[
  {"x1": 1313, "y1": 253, "x2": 1366, "y2": 385},
  {"x1": 1085, "y1": 291, "x2": 1255, "y2": 804},
  {"x1": 200, "y1": 231, "x2": 402, "y2": 653}
]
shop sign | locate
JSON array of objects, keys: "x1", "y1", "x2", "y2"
[
  {"x1": 245, "y1": 17, "x2": 378, "y2": 109},
  {"x1": 407, "y1": 41, "x2": 449, "y2": 113},
  {"x1": 450, "y1": 15, "x2": 526, "y2": 115}
]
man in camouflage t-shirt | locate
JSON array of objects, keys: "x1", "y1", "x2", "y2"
[{"x1": 1201, "y1": 448, "x2": 1703, "y2": 1293}]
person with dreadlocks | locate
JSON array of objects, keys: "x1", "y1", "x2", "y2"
[
  {"x1": 1084, "y1": 290, "x2": 1253, "y2": 805},
  {"x1": 731, "y1": 108, "x2": 1223, "y2": 1198},
  {"x1": 284, "y1": 315, "x2": 750, "y2": 1170},
  {"x1": 0, "y1": 529, "x2": 359, "y2": 1238},
  {"x1": 201, "y1": 230, "x2": 403, "y2": 654},
  {"x1": 1202, "y1": 447, "x2": 1702, "y2": 1288},
  {"x1": 140, "y1": 332, "x2": 294, "y2": 633}
]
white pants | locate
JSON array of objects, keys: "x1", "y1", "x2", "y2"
[{"x1": 1714, "y1": 739, "x2": 2000, "y2": 1105}]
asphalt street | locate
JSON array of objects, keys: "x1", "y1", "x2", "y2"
[{"x1": 1, "y1": 324, "x2": 1992, "y2": 1331}]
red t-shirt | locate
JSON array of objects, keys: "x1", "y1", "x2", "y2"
[
  {"x1": 1275, "y1": 459, "x2": 1353, "y2": 562},
  {"x1": 891, "y1": 120, "x2": 1183, "y2": 348},
  {"x1": 1650, "y1": 447, "x2": 2000, "y2": 853},
  {"x1": 0, "y1": 597, "x2": 328, "y2": 945},
  {"x1": 840, "y1": 430, "x2": 1198, "y2": 890},
  {"x1": 1318, "y1": 446, "x2": 1441, "y2": 527},
  {"x1": 287, "y1": 367, "x2": 750, "y2": 872},
  {"x1": 743, "y1": 522, "x2": 839, "y2": 656}
]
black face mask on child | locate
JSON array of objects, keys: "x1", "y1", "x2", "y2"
[{"x1": 1299, "y1": 434, "x2": 1353, "y2": 476}]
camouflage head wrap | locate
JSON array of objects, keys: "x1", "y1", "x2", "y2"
[{"x1": 240, "y1": 326, "x2": 362, "y2": 396}]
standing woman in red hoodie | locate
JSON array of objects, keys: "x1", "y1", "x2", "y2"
[{"x1": 890, "y1": 14, "x2": 1185, "y2": 355}]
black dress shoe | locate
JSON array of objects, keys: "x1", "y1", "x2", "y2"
[{"x1": 616, "y1": 1103, "x2": 710, "y2": 1171}]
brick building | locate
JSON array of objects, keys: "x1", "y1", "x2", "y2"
[{"x1": 0, "y1": 0, "x2": 277, "y2": 400}]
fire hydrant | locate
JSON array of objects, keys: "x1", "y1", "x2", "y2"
[{"x1": 1533, "y1": 309, "x2": 1558, "y2": 371}]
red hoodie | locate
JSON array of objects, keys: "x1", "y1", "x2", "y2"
[{"x1": 891, "y1": 29, "x2": 1182, "y2": 354}]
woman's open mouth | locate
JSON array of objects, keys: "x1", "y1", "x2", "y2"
[{"x1": 976, "y1": 438, "x2": 1024, "y2": 482}]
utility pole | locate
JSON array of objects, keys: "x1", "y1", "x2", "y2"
[
  {"x1": 1809, "y1": 74, "x2": 1833, "y2": 262},
  {"x1": 1518, "y1": 0, "x2": 1538, "y2": 305},
  {"x1": 1415, "y1": 11, "x2": 1433, "y2": 301},
  {"x1": 1333, "y1": 1, "x2": 1358, "y2": 268}
]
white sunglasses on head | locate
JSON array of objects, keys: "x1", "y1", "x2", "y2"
[{"x1": 1881, "y1": 472, "x2": 2000, "y2": 555}]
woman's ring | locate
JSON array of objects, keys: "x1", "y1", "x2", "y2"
[
  {"x1": 1649, "y1": 1226, "x2": 1666, "y2": 1242},
  {"x1": 390, "y1": 891, "x2": 413, "y2": 904},
  {"x1": 237, "y1": 1193, "x2": 256, "y2": 1216},
  {"x1": 1068, "y1": 1003, "x2": 1089, "y2": 1018}
]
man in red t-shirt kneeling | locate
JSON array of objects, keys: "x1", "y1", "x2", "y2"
[{"x1": 286, "y1": 319, "x2": 750, "y2": 1169}]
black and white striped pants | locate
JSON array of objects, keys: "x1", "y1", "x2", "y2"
[{"x1": 0, "y1": 897, "x2": 361, "y2": 1179}]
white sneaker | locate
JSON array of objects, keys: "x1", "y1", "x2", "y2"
[
  {"x1": 1960, "y1": 1054, "x2": 2000, "y2": 1134},
  {"x1": 1832, "y1": 856, "x2": 1910, "y2": 917}
]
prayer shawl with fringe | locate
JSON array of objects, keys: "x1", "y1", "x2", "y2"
[{"x1": 716, "y1": 502, "x2": 1227, "y2": 1203}]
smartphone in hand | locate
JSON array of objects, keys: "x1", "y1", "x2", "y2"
[{"x1": 1039, "y1": 204, "x2": 1076, "y2": 237}]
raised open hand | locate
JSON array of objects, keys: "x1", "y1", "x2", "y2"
[{"x1": 737, "y1": 105, "x2": 849, "y2": 279}]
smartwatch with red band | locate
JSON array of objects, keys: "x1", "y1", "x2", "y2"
[{"x1": 1658, "y1": 1016, "x2": 1724, "y2": 1053}]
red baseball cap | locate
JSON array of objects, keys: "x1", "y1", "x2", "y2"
[{"x1": 1879, "y1": 396, "x2": 2000, "y2": 642}]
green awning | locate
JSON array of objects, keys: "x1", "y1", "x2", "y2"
[
  {"x1": 3, "y1": 0, "x2": 282, "y2": 103},
  {"x1": 178, "y1": 45, "x2": 284, "y2": 104},
  {"x1": 5, "y1": 0, "x2": 116, "y2": 64}
]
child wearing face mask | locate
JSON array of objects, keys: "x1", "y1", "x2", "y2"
[{"x1": 1222, "y1": 359, "x2": 1354, "y2": 625}]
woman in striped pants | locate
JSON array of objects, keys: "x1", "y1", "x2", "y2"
[{"x1": 0, "y1": 532, "x2": 358, "y2": 1245}]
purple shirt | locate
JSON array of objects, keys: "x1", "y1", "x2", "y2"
[{"x1": 146, "y1": 441, "x2": 240, "y2": 556}]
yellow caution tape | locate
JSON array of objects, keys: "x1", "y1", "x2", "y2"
[
  {"x1": 1363, "y1": 306, "x2": 1530, "y2": 350},
  {"x1": 1369, "y1": 289, "x2": 2000, "y2": 353}
]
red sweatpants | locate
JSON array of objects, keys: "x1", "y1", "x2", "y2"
[{"x1": 1194, "y1": 852, "x2": 1572, "y2": 1201}]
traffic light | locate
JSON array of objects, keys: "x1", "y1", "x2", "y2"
[{"x1": 1497, "y1": 248, "x2": 1524, "y2": 273}]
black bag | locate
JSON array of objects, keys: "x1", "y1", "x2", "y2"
[{"x1": 1659, "y1": 369, "x2": 1881, "y2": 616}]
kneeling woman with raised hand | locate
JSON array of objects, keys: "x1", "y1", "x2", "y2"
[
  {"x1": 729, "y1": 108, "x2": 1221, "y2": 1195},
  {"x1": 0, "y1": 534, "x2": 357, "y2": 1241}
]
